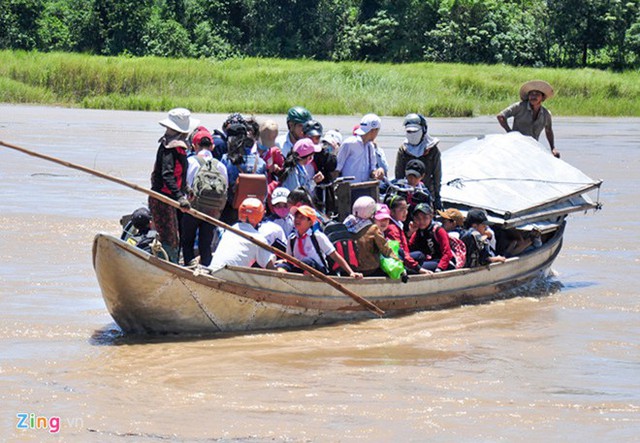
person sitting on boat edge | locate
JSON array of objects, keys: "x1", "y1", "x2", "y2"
[
  {"x1": 408, "y1": 203, "x2": 454, "y2": 273},
  {"x1": 344, "y1": 196, "x2": 398, "y2": 277},
  {"x1": 208, "y1": 198, "x2": 276, "y2": 271},
  {"x1": 276, "y1": 205, "x2": 363, "y2": 279},
  {"x1": 460, "y1": 208, "x2": 506, "y2": 268},
  {"x1": 383, "y1": 194, "x2": 430, "y2": 275},
  {"x1": 150, "y1": 108, "x2": 200, "y2": 263},
  {"x1": 497, "y1": 80, "x2": 560, "y2": 158}
]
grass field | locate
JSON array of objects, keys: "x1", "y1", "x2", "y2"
[{"x1": 2, "y1": 50, "x2": 639, "y2": 117}]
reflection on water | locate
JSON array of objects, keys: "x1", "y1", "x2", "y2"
[{"x1": 1, "y1": 105, "x2": 639, "y2": 441}]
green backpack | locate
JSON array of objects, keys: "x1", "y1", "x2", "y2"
[{"x1": 192, "y1": 157, "x2": 228, "y2": 215}]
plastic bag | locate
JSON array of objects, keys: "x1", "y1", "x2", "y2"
[{"x1": 379, "y1": 240, "x2": 406, "y2": 280}]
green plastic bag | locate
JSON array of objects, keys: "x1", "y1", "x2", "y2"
[{"x1": 380, "y1": 240, "x2": 405, "y2": 280}]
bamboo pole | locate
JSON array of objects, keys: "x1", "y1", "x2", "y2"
[{"x1": 0, "y1": 140, "x2": 384, "y2": 316}]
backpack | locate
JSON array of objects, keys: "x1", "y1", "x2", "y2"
[
  {"x1": 448, "y1": 235, "x2": 466, "y2": 269},
  {"x1": 324, "y1": 221, "x2": 372, "y2": 274},
  {"x1": 429, "y1": 224, "x2": 466, "y2": 270},
  {"x1": 192, "y1": 157, "x2": 228, "y2": 215}
]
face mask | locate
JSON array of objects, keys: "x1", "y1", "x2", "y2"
[
  {"x1": 274, "y1": 207, "x2": 290, "y2": 219},
  {"x1": 406, "y1": 129, "x2": 423, "y2": 146},
  {"x1": 257, "y1": 143, "x2": 269, "y2": 152}
]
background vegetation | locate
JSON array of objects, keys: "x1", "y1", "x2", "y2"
[
  {"x1": 1, "y1": 0, "x2": 640, "y2": 70},
  {"x1": 2, "y1": 50, "x2": 640, "y2": 116}
]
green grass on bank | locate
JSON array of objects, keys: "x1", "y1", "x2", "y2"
[{"x1": 1, "y1": 50, "x2": 640, "y2": 117}]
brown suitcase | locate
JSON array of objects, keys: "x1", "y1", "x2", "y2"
[{"x1": 232, "y1": 173, "x2": 268, "y2": 209}]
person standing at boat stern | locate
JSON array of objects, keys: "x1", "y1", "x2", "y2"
[
  {"x1": 497, "y1": 80, "x2": 560, "y2": 158},
  {"x1": 394, "y1": 113, "x2": 442, "y2": 210},
  {"x1": 150, "y1": 108, "x2": 200, "y2": 263}
]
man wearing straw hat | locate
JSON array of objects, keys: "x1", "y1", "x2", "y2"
[
  {"x1": 497, "y1": 80, "x2": 560, "y2": 158},
  {"x1": 150, "y1": 108, "x2": 200, "y2": 263}
]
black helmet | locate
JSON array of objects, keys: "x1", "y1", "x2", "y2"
[
  {"x1": 287, "y1": 106, "x2": 312, "y2": 124},
  {"x1": 403, "y1": 113, "x2": 428, "y2": 132},
  {"x1": 303, "y1": 119, "x2": 323, "y2": 137}
]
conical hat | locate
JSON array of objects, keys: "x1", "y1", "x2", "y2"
[{"x1": 519, "y1": 80, "x2": 554, "y2": 101}]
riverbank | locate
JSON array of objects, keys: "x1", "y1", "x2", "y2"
[{"x1": 2, "y1": 50, "x2": 640, "y2": 117}]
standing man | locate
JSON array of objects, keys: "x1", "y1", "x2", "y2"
[
  {"x1": 336, "y1": 113, "x2": 382, "y2": 184},
  {"x1": 276, "y1": 106, "x2": 313, "y2": 157},
  {"x1": 150, "y1": 108, "x2": 200, "y2": 263},
  {"x1": 497, "y1": 80, "x2": 560, "y2": 158}
]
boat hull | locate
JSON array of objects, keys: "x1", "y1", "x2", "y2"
[{"x1": 92, "y1": 228, "x2": 563, "y2": 334}]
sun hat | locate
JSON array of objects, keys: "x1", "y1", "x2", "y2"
[
  {"x1": 405, "y1": 159, "x2": 426, "y2": 177},
  {"x1": 466, "y1": 208, "x2": 490, "y2": 225},
  {"x1": 437, "y1": 208, "x2": 465, "y2": 227},
  {"x1": 271, "y1": 187, "x2": 290, "y2": 205},
  {"x1": 291, "y1": 205, "x2": 317, "y2": 224},
  {"x1": 355, "y1": 114, "x2": 381, "y2": 136},
  {"x1": 159, "y1": 108, "x2": 200, "y2": 134},
  {"x1": 293, "y1": 138, "x2": 319, "y2": 157},
  {"x1": 519, "y1": 80, "x2": 554, "y2": 101},
  {"x1": 374, "y1": 204, "x2": 392, "y2": 221}
]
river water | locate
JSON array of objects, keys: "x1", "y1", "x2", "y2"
[{"x1": 0, "y1": 105, "x2": 638, "y2": 442}]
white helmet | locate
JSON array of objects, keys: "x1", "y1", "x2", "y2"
[{"x1": 352, "y1": 196, "x2": 377, "y2": 220}]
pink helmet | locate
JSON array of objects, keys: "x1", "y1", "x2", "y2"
[{"x1": 352, "y1": 196, "x2": 377, "y2": 220}]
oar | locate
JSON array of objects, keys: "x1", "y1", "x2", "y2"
[{"x1": 0, "y1": 140, "x2": 385, "y2": 316}]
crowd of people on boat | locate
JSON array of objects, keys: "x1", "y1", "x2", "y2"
[{"x1": 126, "y1": 80, "x2": 555, "y2": 280}]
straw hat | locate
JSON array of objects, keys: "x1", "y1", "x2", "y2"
[
  {"x1": 159, "y1": 108, "x2": 200, "y2": 134},
  {"x1": 519, "y1": 80, "x2": 554, "y2": 101}
]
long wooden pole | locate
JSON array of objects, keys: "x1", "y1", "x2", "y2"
[{"x1": 0, "y1": 140, "x2": 384, "y2": 316}]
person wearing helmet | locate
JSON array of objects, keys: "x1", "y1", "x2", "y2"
[
  {"x1": 209, "y1": 197, "x2": 276, "y2": 270},
  {"x1": 497, "y1": 80, "x2": 559, "y2": 158},
  {"x1": 345, "y1": 196, "x2": 399, "y2": 276},
  {"x1": 395, "y1": 113, "x2": 443, "y2": 210},
  {"x1": 276, "y1": 106, "x2": 313, "y2": 157}
]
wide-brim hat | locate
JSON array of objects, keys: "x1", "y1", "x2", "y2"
[
  {"x1": 520, "y1": 80, "x2": 554, "y2": 101},
  {"x1": 159, "y1": 108, "x2": 200, "y2": 134}
]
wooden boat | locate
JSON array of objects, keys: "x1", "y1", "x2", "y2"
[{"x1": 93, "y1": 133, "x2": 601, "y2": 334}]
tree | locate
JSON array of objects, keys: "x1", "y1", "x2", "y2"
[{"x1": 0, "y1": 0, "x2": 43, "y2": 50}]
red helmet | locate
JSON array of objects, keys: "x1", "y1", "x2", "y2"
[{"x1": 238, "y1": 197, "x2": 265, "y2": 226}]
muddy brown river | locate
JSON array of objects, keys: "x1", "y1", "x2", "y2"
[{"x1": 0, "y1": 105, "x2": 638, "y2": 441}]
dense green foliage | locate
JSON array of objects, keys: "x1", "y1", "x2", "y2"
[
  {"x1": 1, "y1": 0, "x2": 639, "y2": 69},
  {"x1": 3, "y1": 50, "x2": 639, "y2": 116}
]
